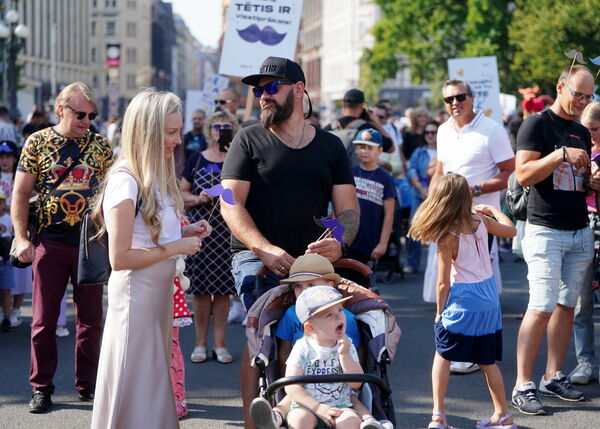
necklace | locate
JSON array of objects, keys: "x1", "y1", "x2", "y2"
[{"x1": 271, "y1": 123, "x2": 307, "y2": 149}]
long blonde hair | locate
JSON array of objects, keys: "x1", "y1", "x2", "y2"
[
  {"x1": 408, "y1": 173, "x2": 473, "y2": 243},
  {"x1": 92, "y1": 89, "x2": 184, "y2": 246},
  {"x1": 582, "y1": 101, "x2": 600, "y2": 123}
]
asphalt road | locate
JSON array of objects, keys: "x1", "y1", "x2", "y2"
[{"x1": 1, "y1": 252, "x2": 599, "y2": 428}]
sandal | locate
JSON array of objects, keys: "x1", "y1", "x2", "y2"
[
  {"x1": 190, "y1": 346, "x2": 207, "y2": 363},
  {"x1": 428, "y1": 412, "x2": 454, "y2": 429},
  {"x1": 476, "y1": 413, "x2": 517, "y2": 429},
  {"x1": 212, "y1": 348, "x2": 233, "y2": 364}
]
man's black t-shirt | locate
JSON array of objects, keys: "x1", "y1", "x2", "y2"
[
  {"x1": 221, "y1": 124, "x2": 355, "y2": 257},
  {"x1": 516, "y1": 109, "x2": 591, "y2": 230}
]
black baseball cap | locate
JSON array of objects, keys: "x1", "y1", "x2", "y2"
[
  {"x1": 343, "y1": 88, "x2": 365, "y2": 104},
  {"x1": 242, "y1": 56, "x2": 306, "y2": 87}
]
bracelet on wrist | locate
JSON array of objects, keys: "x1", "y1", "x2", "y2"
[{"x1": 562, "y1": 146, "x2": 567, "y2": 162}]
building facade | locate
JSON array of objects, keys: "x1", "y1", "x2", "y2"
[
  {"x1": 3, "y1": 0, "x2": 93, "y2": 115},
  {"x1": 320, "y1": 0, "x2": 379, "y2": 123}
]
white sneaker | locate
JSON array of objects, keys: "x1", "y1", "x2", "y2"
[
  {"x1": 9, "y1": 309, "x2": 21, "y2": 327},
  {"x1": 568, "y1": 361, "x2": 594, "y2": 385},
  {"x1": 227, "y1": 301, "x2": 246, "y2": 324},
  {"x1": 449, "y1": 361, "x2": 480, "y2": 374},
  {"x1": 56, "y1": 326, "x2": 70, "y2": 337}
]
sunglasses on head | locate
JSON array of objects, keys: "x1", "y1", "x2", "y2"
[
  {"x1": 214, "y1": 99, "x2": 234, "y2": 105},
  {"x1": 443, "y1": 93, "x2": 470, "y2": 104},
  {"x1": 65, "y1": 104, "x2": 98, "y2": 121},
  {"x1": 252, "y1": 80, "x2": 295, "y2": 98},
  {"x1": 211, "y1": 123, "x2": 233, "y2": 131}
]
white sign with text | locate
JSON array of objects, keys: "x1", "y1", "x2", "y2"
[
  {"x1": 447, "y1": 56, "x2": 502, "y2": 125},
  {"x1": 219, "y1": 0, "x2": 303, "y2": 78}
]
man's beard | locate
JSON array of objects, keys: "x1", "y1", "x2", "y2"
[{"x1": 260, "y1": 91, "x2": 294, "y2": 128}]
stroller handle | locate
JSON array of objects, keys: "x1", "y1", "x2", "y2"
[{"x1": 262, "y1": 373, "x2": 391, "y2": 401}]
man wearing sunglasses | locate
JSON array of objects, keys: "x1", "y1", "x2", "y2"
[
  {"x1": 511, "y1": 65, "x2": 599, "y2": 416},
  {"x1": 11, "y1": 82, "x2": 113, "y2": 414},
  {"x1": 432, "y1": 78, "x2": 514, "y2": 375},
  {"x1": 214, "y1": 88, "x2": 241, "y2": 119},
  {"x1": 221, "y1": 56, "x2": 360, "y2": 429}
]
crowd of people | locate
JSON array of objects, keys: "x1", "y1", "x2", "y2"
[{"x1": 0, "y1": 55, "x2": 599, "y2": 429}]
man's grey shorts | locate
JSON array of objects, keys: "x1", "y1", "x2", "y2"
[{"x1": 523, "y1": 223, "x2": 594, "y2": 312}]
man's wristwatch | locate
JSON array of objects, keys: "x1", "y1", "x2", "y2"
[{"x1": 473, "y1": 184, "x2": 482, "y2": 197}]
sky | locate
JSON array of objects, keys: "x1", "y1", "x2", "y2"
[{"x1": 167, "y1": 1, "x2": 222, "y2": 48}]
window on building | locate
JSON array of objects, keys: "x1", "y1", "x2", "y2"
[
  {"x1": 127, "y1": 74, "x2": 137, "y2": 90},
  {"x1": 126, "y1": 22, "x2": 136, "y2": 37},
  {"x1": 93, "y1": 0, "x2": 97, "y2": 7},
  {"x1": 106, "y1": 21, "x2": 116, "y2": 36},
  {"x1": 91, "y1": 47, "x2": 96, "y2": 63},
  {"x1": 91, "y1": 21, "x2": 96, "y2": 36},
  {"x1": 126, "y1": 47, "x2": 136, "y2": 64},
  {"x1": 93, "y1": 74, "x2": 99, "y2": 88},
  {"x1": 112, "y1": 0, "x2": 117, "y2": 6},
  {"x1": 127, "y1": 0, "x2": 136, "y2": 8}
]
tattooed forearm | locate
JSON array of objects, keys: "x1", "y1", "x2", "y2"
[{"x1": 337, "y1": 209, "x2": 360, "y2": 245}]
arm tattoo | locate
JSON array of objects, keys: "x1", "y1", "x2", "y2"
[{"x1": 337, "y1": 209, "x2": 360, "y2": 244}]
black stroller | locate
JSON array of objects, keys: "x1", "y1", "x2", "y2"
[{"x1": 245, "y1": 259, "x2": 401, "y2": 427}]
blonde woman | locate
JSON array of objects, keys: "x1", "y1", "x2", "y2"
[{"x1": 91, "y1": 90, "x2": 210, "y2": 429}]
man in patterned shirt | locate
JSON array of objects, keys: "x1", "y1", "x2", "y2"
[{"x1": 11, "y1": 82, "x2": 113, "y2": 413}]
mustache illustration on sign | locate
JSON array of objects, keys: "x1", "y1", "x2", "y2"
[{"x1": 237, "y1": 24, "x2": 287, "y2": 46}]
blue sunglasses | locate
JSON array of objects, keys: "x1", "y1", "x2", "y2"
[{"x1": 252, "y1": 80, "x2": 295, "y2": 98}]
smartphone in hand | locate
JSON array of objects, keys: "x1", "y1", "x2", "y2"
[{"x1": 218, "y1": 128, "x2": 233, "y2": 152}]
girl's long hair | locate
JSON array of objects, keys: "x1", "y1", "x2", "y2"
[
  {"x1": 408, "y1": 173, "x2": 473, "y2": 243},
  {"x1": 92, "y1": 89, "x2": 184, "y2": 246}
]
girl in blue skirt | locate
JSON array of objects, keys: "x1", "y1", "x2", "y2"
[{"x1": 409, "y1": 173, "x2": 517, "y2": 429}]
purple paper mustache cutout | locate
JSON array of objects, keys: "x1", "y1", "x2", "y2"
[
  {"x1": 203, "y1": 184, "x2": 238, "y2": 205},
  {"x1": 237, "y1": 24, "x2": 286, "y2": 46}
]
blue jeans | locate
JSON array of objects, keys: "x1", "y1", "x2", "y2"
[
  {"x1": 573, "y1": 214, "x2": 600, "y2": 369},
  {"x1": 406, "y1": 190, "x2": 424, "y2": 270},
  {"x1": 523, "y1": 223, "x2": 594, "y2": 312},
  {"x1": 573, "y1": 261, "x2": 599, "y2": 368},
  {"x1": 231, "y1": 250, "x2": 283, "y2": 310}
]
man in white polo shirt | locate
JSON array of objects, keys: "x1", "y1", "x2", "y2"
[{"x1": 432, "y1": 78, "x2": 515, "y2": 373}]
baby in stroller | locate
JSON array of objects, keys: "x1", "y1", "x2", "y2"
[{"x1": 246, "y1": 254, "x2": 400, "y2": 429}]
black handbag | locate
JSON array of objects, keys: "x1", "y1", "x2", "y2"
[
  {"x1": 76, "y1": 166, "x2": 141, "y2": 285},
  {"x1": 77, "y1": 208, "x2": 111, "y2": 286}
]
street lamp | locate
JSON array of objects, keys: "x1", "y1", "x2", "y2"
[{"x1": 0, "y1": 8, "x2": 29, "y2": 119}]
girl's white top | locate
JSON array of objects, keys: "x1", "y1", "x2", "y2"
[{"x1": 103, "y1": 170, "x2": 181, "y2": 249}]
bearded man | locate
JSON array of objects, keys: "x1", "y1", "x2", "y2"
[
  {"x1": 220, "y1": 55, "x2": 360, "y2": 429},
  {"x1": 221, "y1": 56, "x2": 360, "y2": 309}
]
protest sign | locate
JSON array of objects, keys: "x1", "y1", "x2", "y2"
[
  {"x1": 184, "y1": 74, "x2": 230, "y2": 132},
  {"x1": 219, "y1": 0, "x2": 304, "y2": 77},
  {"x1": 447, "y1": 56, "x2": 502, "y2": 125}
]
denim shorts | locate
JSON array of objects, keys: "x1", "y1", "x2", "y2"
[
  {"x1": 523, "y1": 223, "x2": 594, "y2": 312},
  {"x1": 231, "y1": 250, "x2": 282, "y2": 310}
]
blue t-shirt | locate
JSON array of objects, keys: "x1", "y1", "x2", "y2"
[
  {"x1": 275, "y1": 304, "x2": 361, "y2": 347},
  {"x1": 350, "y1": 165, "x2": 396, "y2": 257}
]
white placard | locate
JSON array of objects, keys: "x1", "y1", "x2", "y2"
[
  {"x1": 184, "y1": 74, "x2": 230, "y2": 132},
  {"x1": 447, "y1": 56, "x2": 502, "y2": 125},
  {"x1": 219, "y1": 0, "x2": 304, "y2": 78}
]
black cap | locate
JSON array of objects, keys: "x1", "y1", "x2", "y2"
[
  {"x1": 0, "y1": 140, "x2": 18, "y2": 157},
  {"x1": 241, "y1": 56, "x2": 306, "y2": 87},
  {"x1": 343, "y1": 88, "x2": 365, "y2": 104}
]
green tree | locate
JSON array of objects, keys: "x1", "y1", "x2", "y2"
[
  {"x1": 362, "y1": 0, "x2": 513, "y2": 100},
  {"x1": 509, "y1": 0, "x2": 600, "y2": 93}
]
